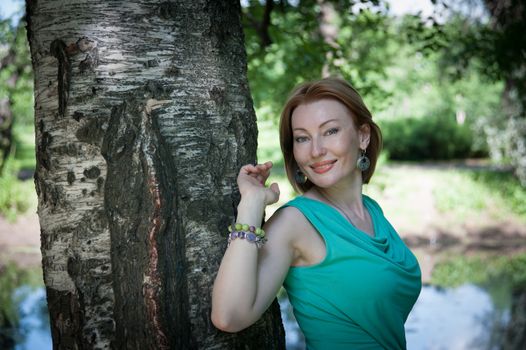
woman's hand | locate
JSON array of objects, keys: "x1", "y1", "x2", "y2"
[{"x1": 237, "y1": 161, "x2": 280, "y2": 206}]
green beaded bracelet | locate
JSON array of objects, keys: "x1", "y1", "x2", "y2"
[{"x1": 228, "y1": 223, "x2": 265, "y2": 238}]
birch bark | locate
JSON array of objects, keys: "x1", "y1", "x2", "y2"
[{"x1": 25, "y1": 0, "x2": 285, "y2": 348}]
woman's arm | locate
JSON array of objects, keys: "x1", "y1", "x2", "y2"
[{"x1": 211, "y1": 162, "x2": 295, "y2": 332}]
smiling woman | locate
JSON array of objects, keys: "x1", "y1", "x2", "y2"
[
  {"x1": 291, "y1": 100, "x2": 370, "y2": 190},
  {"x1": 212, "y1": 77, "x2": 422, "y2": 349},
  {"x1": 280, "y1": 79, "x2": 383, "y2": 192}
]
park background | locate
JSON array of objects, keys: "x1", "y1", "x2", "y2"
[{"x1": 1, "y1": 0, "x2": 525, "y2": 349}]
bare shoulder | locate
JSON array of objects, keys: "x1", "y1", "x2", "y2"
[
  {"x1": 263, "y1": 204, "x2": 311, "y2": 243},
  {"x1": 263, "y1": 202, "x2": 325, "y2": 267}
]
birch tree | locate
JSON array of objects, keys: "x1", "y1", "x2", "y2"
[{"x1": 25, "y1": 0, "x2": 285, "y2": 348}]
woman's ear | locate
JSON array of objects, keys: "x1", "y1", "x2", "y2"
[{"x1": 358, "y1": 124, "x2": 371, "y2": 149}]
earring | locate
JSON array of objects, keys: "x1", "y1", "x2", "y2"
[
  {"x1": 356, "y1": 149, "x2": 370, "y2": 171},
  {"x1": 295, "y1": 168, "x2": 306, "y2": 184}
]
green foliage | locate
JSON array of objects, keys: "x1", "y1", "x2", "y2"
[
  {"x1": 374, "y1": 24, "x2": 503, "y2": 161},
  {"x1": 403, "y1": 3, "x2": 526, "y2": 185},
  {"x1": 0, "y1": 13, "x2": 36, "y2": 220},
  {"x1": 0, "y1": 158, "x2": 37, "y2": 221},
  {"x1": 0, "y1": 15, "x2": 34, "y2": 175},
  {"x1": 243, "y1": 1, "x2": 327, "y2": 119},
  {"x1": 243, "y1": 1, "x2": 395, "y2": 121},
  {"x1": 380, "y1": 113, "x2": 474, "y2": 160},
  {"x1": 257, "y1": 119, "x2": 283, "y2": 167},
  {"x1": 11, "y1": 123, "x2": 36, "y2": 171},
  {"x1": 243, "y1": 2, "x2": 507, "y2": 171},
  {"x1": 327, "y1": 5, "x2": 397, "y2": 111},
  {"x1": 0, "y1": 18, "x2": 33, "y2": 126},
  {"x1": 432, "y1": 253, "x2": 526, "y2": 290}
]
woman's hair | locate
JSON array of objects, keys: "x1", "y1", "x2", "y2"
[{"x1": 279, "y1": 77, "x2": 383, "y2": 193}]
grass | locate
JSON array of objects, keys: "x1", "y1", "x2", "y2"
[
  {"x1": 367, "y1": 164, "x2": 526, "y2": 225},
  {"x1": 468, "y1": 171, "x2": 526, "y2": 217},
  {"x1": 433, "y1": 169, "x2": 526, "y2": 221}
]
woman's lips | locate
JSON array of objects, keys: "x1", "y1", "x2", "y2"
[{"x1": 310, "y1": 160, "x2": 336, "y2": 174}]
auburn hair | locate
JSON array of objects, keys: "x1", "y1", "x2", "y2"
[{"x1": 279, "y1": 77, "x2": 383, "y2": 193}]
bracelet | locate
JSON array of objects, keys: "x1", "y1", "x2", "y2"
[
  {"x1": 227, "y1": 223, "x2": 267, "y2": 248},
  {"x1": 228, "y1": 223, "x2": 266, "y2": 237}
]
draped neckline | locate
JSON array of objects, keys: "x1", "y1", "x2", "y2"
[{"x1": 298, "y1": 195, "x2": 389, "y2": 251}]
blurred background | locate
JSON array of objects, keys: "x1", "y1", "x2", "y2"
[{"x1": 1, "y1": 0, "x2": 525, "y2": 349}]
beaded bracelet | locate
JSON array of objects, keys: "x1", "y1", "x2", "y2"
[{"x1": 227, "y1": 223, "x2": 267, "y2": 248}]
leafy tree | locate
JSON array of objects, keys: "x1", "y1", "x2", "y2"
[
  {"x1": 407, "y1": 0, "x2": 526, "y2": 184},
  {"x1": 242, "y1": 0, "x2": 395, "y2": 121},
  {"x1": 0, "y1": 15, "x2": 33, "y2": 175}
]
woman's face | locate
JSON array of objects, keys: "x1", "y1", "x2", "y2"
[{"x1": 291, "y1": 99, "x2": 370, "y2": 189}]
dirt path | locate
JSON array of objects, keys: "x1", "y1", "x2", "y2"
[
  {"x1": 377, "y1": 163, "x2": 526, "y2": 282},
  {"x1": 0, "y1": 212, "x2": 41, "y2": 267}
]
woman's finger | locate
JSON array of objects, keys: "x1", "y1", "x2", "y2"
[
  {"x1": 241, "y1": 164, "x2": 257, "y2": 174},
  {"x1": 267, "y1": 182, "x2": 280, "y2": 204},
  {"x1": 239, "y1": 162, "x2": 273, "y2": 185}
]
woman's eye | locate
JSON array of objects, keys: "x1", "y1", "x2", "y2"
[
  {"x1": 294, "y1": 136, "x2": 308, "y2": 143},
  {"x1": 327, "y1": 128, "x2": 339, "y2": 135}
]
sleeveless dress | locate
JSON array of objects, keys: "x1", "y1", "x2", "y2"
[{"x1": 280, "y1": 195, "x2": 421, "y2": 350}]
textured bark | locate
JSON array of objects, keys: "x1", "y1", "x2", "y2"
[
  {"x1": 503, "y1": 288, "x2": 526, "y2": 350},
  {"x1": 26, "y1": 0, "x2": 285, "y2": 349}
]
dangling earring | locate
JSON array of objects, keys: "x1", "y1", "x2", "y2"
[
  {"x1": 356, "y1": 148, "x2": 370, "y2": 171},
  {"x1": 295, "y1": 167, "x2": 306, "y2": 184}
]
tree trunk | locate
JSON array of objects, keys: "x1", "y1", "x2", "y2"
[
  {"x1": 483, "y1": 0, "x2": 526, "y2": 186},
  {"x1": 503, "y1": 287, "x2": 526, "y2": 350},
  {"x1": 25, "y1": 0, "x2": 286, "y2": 348}
]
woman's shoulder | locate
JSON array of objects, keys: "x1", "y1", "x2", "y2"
[
  {"x1": 266, "y1": 202, "x2": 306, "y2": 228},
  {"x1": 263, "y1": 199, "x2": 312, "y2": 240}
]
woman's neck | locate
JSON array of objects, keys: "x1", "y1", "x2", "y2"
[{"x1": 310, "y1": 172, "x2": 366, "y2": 219}]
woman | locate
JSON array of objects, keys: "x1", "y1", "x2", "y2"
[{"x1": 211, "y1": 77, "x2": 421, "y2": 349}]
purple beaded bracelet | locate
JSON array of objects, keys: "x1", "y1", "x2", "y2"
[
  {"x1": 227, "y1": 223, "x2": 267, "y2": 248},
  {"x1": 227, "y1": 231, "x2": 266, "y2": 248}
]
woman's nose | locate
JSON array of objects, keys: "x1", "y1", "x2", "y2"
[{"x1": 311, "y1": 138, "x2": 327, "y2": 158}]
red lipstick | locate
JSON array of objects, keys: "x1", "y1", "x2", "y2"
[{"x1": 310, "y1": 160, "x2": 336, "y2": 174}]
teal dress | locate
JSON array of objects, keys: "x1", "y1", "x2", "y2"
[{"x1": 280, "y1": 195, "x2": 421, "y2": 350}]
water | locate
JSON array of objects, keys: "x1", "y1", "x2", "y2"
[
  {"x1": 0, "y1": 284, "x2": 51, "y2": 350},
  {"x1": 0, "y1": 282, "x2": 515, "y2": 349},
  {"x1": 405, "y1": 284, "x2": 510, "y2": 350},
  {"x1": 11, "y1": 287, "x2": 51, "y2": 350},
  {"x1": 279, "y1": 283, "x2": 512, "y2": 350}
]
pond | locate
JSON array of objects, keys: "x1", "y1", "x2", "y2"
[
  {"x1": 280, "y1": 281, "x2": 513, "y2": 350},
  {"x1": 0, "y1": 278, "x2": 51, "y2": 350},
  {"x1": 0, "y1": 258, "x2": 523, "y2": 349}
]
